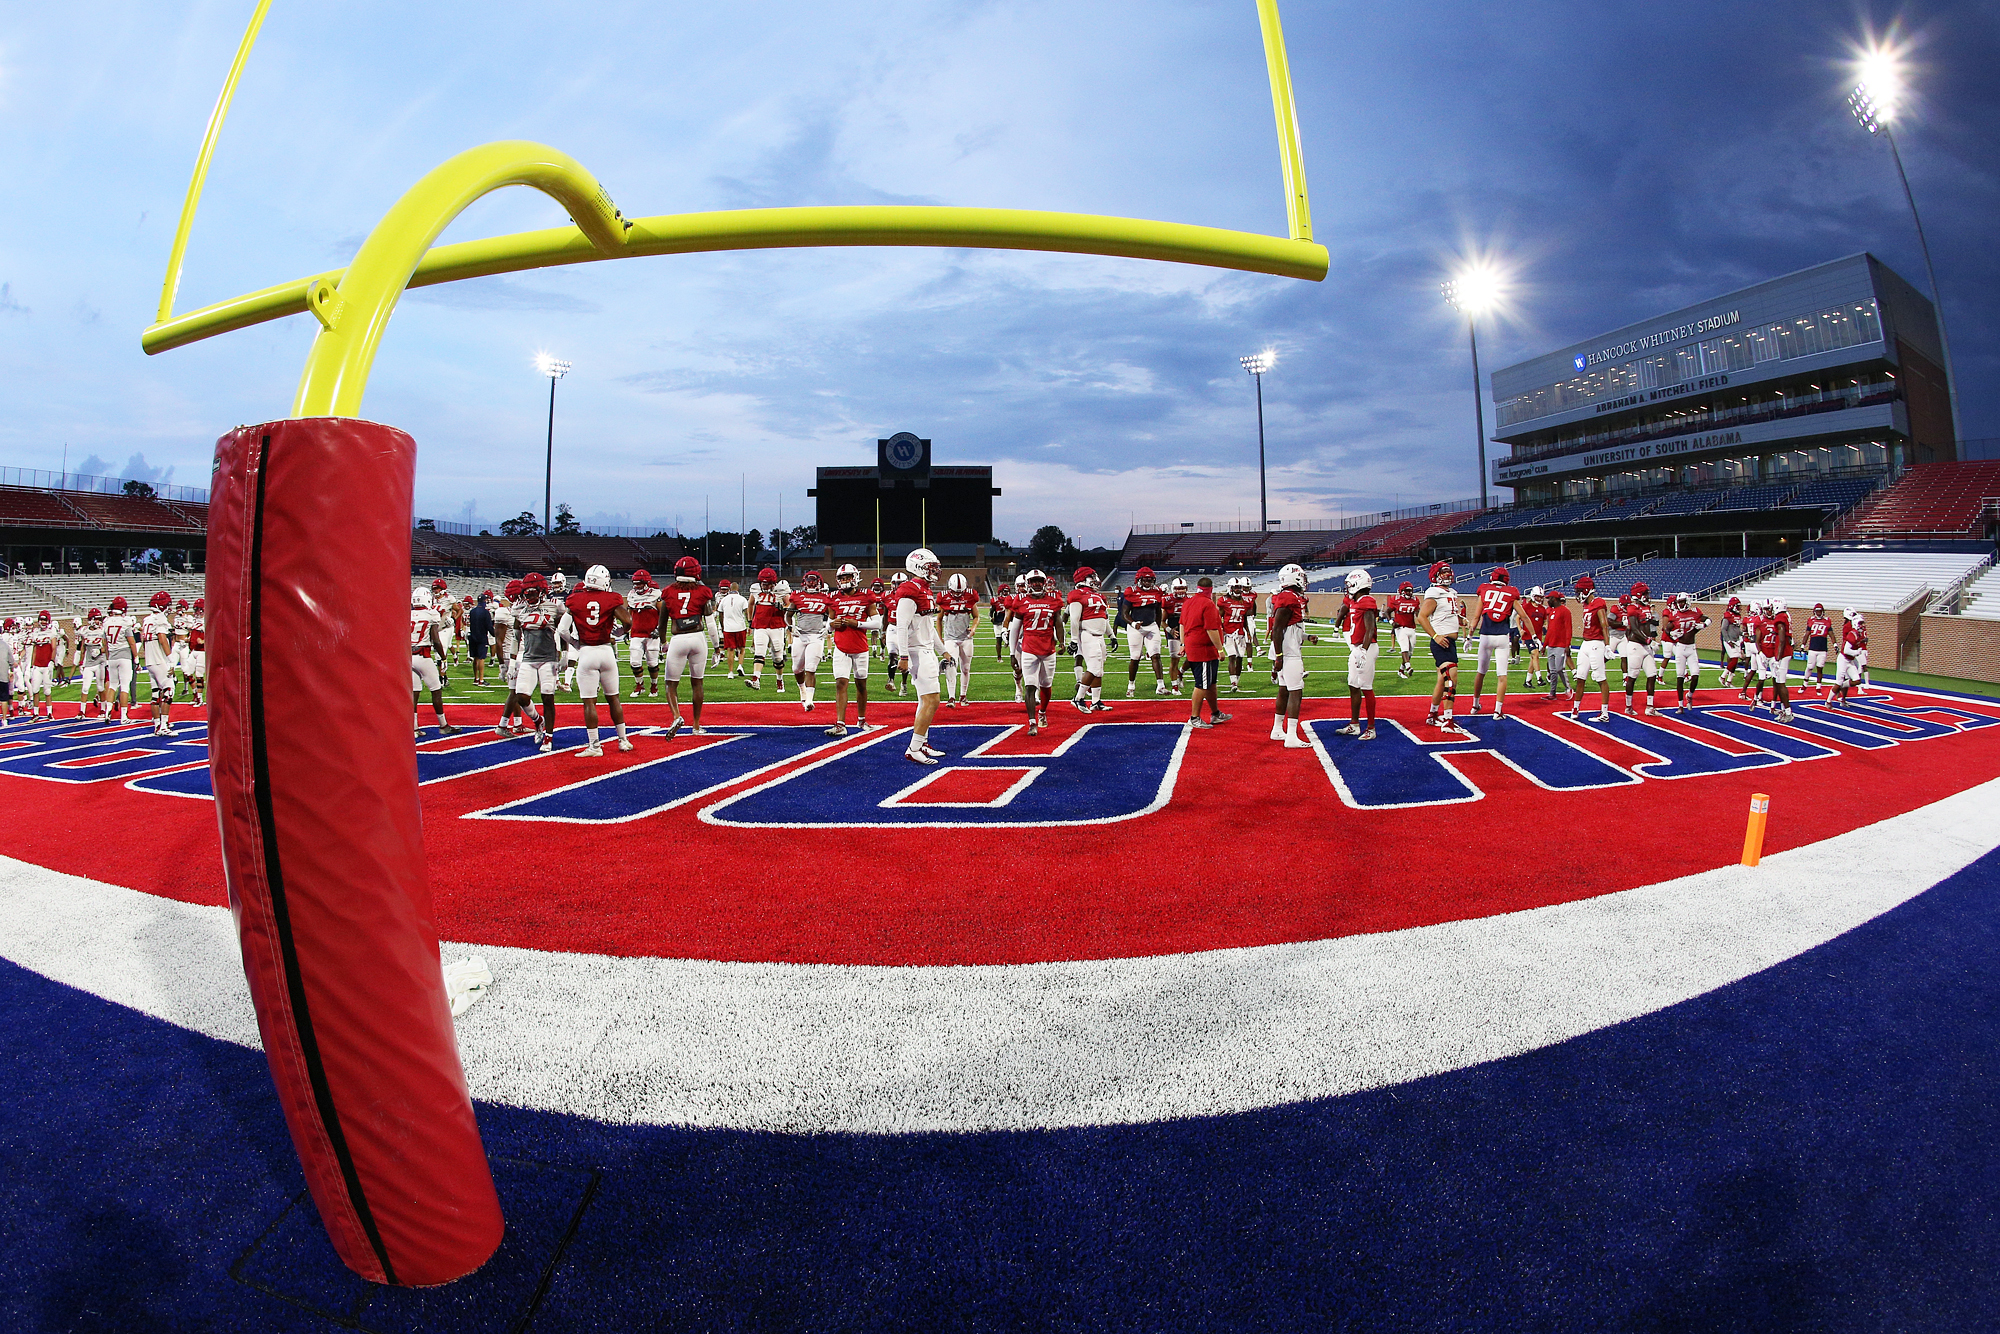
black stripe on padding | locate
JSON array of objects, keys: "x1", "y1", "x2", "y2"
[{"x1": 248, "y1": 432, "x2": 400, "y2": 1286}]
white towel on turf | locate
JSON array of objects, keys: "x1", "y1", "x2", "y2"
[{"x1": 441, "y1": 955, "x2": 493, "y2": 1017}]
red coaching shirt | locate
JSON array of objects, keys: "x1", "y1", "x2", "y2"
[
  {"x1": 1544, "y1": 603, "x2": 1573, "y2": 648},
  {"x1": 564, "y1": 588, "x2": 624, "y2": 646},
  {"x1": 1180, "y1": 591, "x2": 1222, "y2": 662}
]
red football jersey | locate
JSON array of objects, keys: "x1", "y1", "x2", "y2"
[
  {"x1": 1013, "y1": 592, "x2": 1066, "y2": 655},
  {"x1": 661, "y1": 582, "x2": 714, "y2": 634},
  {"x1": 1218, "y1": 594, "x2": 1255, "y2": 634},
  {"x1": 628, "y1": 588, "x2": 662, "y2": 638},
  {"x1": 1068, "y1": 586, "x2": 1110, "y2": 624},
  {"x1": 829, "y1": 590, "x2": 875, "y2": 655},
  {"x1": 1622, "y1": 602, "x2": 1656, "y2": 645},
  {"x1": 1344, "y1": 594, "x2": 1378, "y2": 647},
  {"x1": 1844, "y1": 623, "x2": 1868, "y2": 653},
  {"x1": 1268, "y1": 589, "x2": 1307, "y2": 646},
  {"x1": 1757, "y1": 615, "x2": 1792, "y2": 658},
  {"x1": 1474, "y1": 582, "x2": 1521, "y2": 634},
  {"x1": 1578, "y1": 597, "x2": 1609, "y2": 642},
  {"x1": 189, "y1": 626, "x2": 206, "y2": 652},
  {"x1": 1388, "y1": 593, "x2": 1421, "y2": 628},
  {"x1": 565, "y1": 588, "x2": 625, "y2": 646},
  {"x1": 750, "y1": 588, "x2": 787, "y2": 630},
  {"x1": 938, "y1": 589, "x2": 979, "y2": 616},
  {"x1": 1121, "y1": 585, "x2": 1166, "y2": 624},
  {"x1": 1806, "y1": 615, "x2": 1833, "y2": 646},
  {"x1": 1526, "y1": 604, "x2": 1549, "y2": 636}
]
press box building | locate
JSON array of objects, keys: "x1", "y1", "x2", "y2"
[{"x1": 1489, "y1": 253, "x2": 1953, "y2": 508}]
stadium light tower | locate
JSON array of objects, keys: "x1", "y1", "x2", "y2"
[
  {"x1": 1441, "y1": 265, "x2": 1504, "y2": 511},
  {"x1": 535, "y1": 354, "x2": 571, "y2": 533},
  {"x1": 1240, "y1": 350, "x2": 1276, "y2": 532},
  {"x1": 1847, "y1": 40, "x2": 1961, "y2": 445}
]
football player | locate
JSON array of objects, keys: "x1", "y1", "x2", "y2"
[
  {"x1": 142, "y1": 591, "x2": 178, "y2": 736},
  {"x1": 102, "y1": 596, "x2": 138, "y2": 724},
  {"x1": 1418, "y1": 560, "x2": 1465, "y2": 732},
  {"x1": 1219, "y1": 576, "x2": 1259, "y2": 692},
  {"x1": 1832, "y1": 609, "x2": 1868, "y2": 707},
  {"x1": 1119, "y1": 567, "x2": 1168, "y2": 697},
  {"x1": 1165, "y1": 576, "x2": 1190, "y2": 694},
  {"x1": 24, "y1": 610, "x2": 58, "y2": 719},
  {"x1": 1803, "y1": 602, "x2": 1834, "y2": 695},
  {"x1": 1013, "y1": 569, "x2": 1065, "y2": 736},
  {"x1": 508, "y1": 574, "x2": 563, "y2": 750},
  {"x1": 1661, "y1": 592, "x2": 1709, "y2": 713},
  {"x1": 1522, "y1": 587, "x2": 1549, "y2": 689},
  {"x1": 789, "y1": 570, "x2": 834, "y2": 711},
  {"x1": 938, "y1": 573, "x2": 980, "y2": 707},
  {"x1": 1267, "y1": 563, "x2": 1312, "y2": 747},
  {"x1": 1718, "y1": 596, "x2": 1745, "y2": 687},
  {"x1": 824, "y1": 563, "x2": 875, "y2": 737},
  {"x1": 746, "y1": 568, "x2": 785, "y2": 692},
  {"x1": 713, "y1": 578, "x2": 749, "y2": 677},
  {"x1": 1618, "y1": 581, "x2": 1661, "y2": 715},
  {"x1": 1333, "y1": 569, "x2": 1378, "y2": 741},
  {"x1": 659, "y1": 556, "x2": 715, "y2": 737},
  {"x1": 186, "y1": 598, "x2": 207, "y2": 707},
  {"x1": 991, "y1": 579, "x2": 1014, "y2": 662},
  {"x1": 409, "y1": 585, "x2": 458, "y2": 738},
  {"x1": 893, "y1": 548, "x2": 948, "y2": 763},
  {"x1": 1567, "y1": 574, "x2": 1613, "y2": 722},
  {"x1": 1756, "y1": 598, "x2": 1796, "y2": 721},
  {"x1": 1387, "y1": 580, "x2": 1421, "y2": 680},
  {"x1": 1066, "y1": 566, "x2": 1113, "y2": 713},
  {"x1": 429, "y1": 578, "x2": 458, "y2": 679},
  {"x1": 1466, "y1": 565, "x2": 1525, "y2": 719},
  {"x1": 1741, "y1": 599, "x2": 1769, "y2": 706},
  {"x1": 76, "y1": 608, "x2": 109, "y2": 719},
  {"x1": 625, "y1": 569, "x2": 664, "y2": 696},
  {"x1": 1541, "y1": 587, "x2": 1572, "y2": 700},
  {"x1": 562, "y1": 564, "x2": 635, "y2": 756}
]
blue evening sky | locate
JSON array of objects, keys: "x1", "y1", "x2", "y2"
[{"x1": 0, "y1": 1, "x2": 1993, "y2": 546}]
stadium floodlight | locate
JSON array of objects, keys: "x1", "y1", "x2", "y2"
[
  {"x1": 1442, "y1": 264, "x2": 1507, "y2": 511},
  {"x1": 1845, "y1": 37, "x2": 1960, "y2": 445},
  {"x1": 1240, "y1": 351, "x2": 1277, "y2": 532},
  {"x1": 537, "y1": 355, "x2": 571, "y2": 533}
]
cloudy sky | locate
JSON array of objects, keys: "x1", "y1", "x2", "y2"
[{"x1": 1, "y1": 1, "x2": 1994, "y2": 547}]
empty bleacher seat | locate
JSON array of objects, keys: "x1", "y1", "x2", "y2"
[
  {"x1": 1731, "y1": 550, "x2": 1993, "y2": 612},
  {"x1": 1844, "y1": 462, "x2": 2000, "y2": 539}
]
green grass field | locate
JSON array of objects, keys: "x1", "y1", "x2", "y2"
[{"x1": 29, "y1": 628, "x2": 1992, "y2": 715}]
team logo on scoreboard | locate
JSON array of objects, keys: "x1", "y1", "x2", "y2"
[{"x1": 881, "y1": 431, "x2": 926, "y2": 472}]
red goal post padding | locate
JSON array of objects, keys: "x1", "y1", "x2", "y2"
[{"x1": 207, "y1": 418, "x2": 502, "y2": 1285}]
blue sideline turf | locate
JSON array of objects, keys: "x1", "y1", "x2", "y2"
[{"x1": 3, "y1": 848, "x2": 1998, "y2": 1331}]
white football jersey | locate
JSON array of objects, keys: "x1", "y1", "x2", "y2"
[
  {"x1": 1424, "y1": 586, "x2": 1462, "y2": 636},
  {"x1": 142, "y1": 611, "x2": 175, "y2": 664},
  {"x1": 410, "y1": 607, "x2": 439, "y2": 654}
]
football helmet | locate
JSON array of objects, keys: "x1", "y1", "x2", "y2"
[
  {"x1": 1528, "y1": 585, "x2": 1543, "y2": 599},
  {"x1": 504, "y1": 578, "x2": 524, "y2": 599},
  {"x1": 673, "y1": 555, "x2": 702, "y2": 582},
  {"x1": 1490, "y1": 566, "x2": 1510, "y2": 585},
  {"x1": 1024, "y1": 569, "x2": 1049, "y2": 592},
  {"x1": 1812, "y1": 602, "x2": 1825, "y2": 613},
  {"x1": 1278, "y1": 563, "x2": 1306, "y2": 591},
  {"x1": 1429, "y1": 560, "x2": 1455, "y2": 588},
  {"x1": 1136, "y1": 567, "x2": 1156, "y2": 587},
  {"x1": 1345, "y1": 569, "x2": 1372, "y2": 595},
  {"x1": 1674, "y1": 592, "x2": 1692, "y2": 608},
  {"x1": 411, "y1": 586, "x2": 433, "y2": 610},
  {"x1": 37, "y1": 609, "x2": 52, "y2": 624},
  {"x1": 87, "y1": 607, "x2": 103, "y2": 621},
  {"x1": 1399, "y1": 580, "x2": 1415, "y2": 594},
  {"x1": 1770, "y1": 598, "x2": 1787, "y2": 614},
  {"x1": 1726, "y1": 595, "x2": 1740, "y2": 610},
  {"x1": 946, "y1": 573, "x2": 970, "y2": 593},
  {"x1": 431, "y1": 577, "x2": 450, "y2": 593},
  {"x1": 1574, "y1": 575, "x2": 1596, "y2": 598},
  {"x1": 110, "y1": 596, "x2": 128, "y2": 612},
  {"x1": 522, "y1": 571, "x2": 548, "y2": 592},
  {"x1": 584, "y1": 564, "x2": 611, "y2": 590},
  {"x1": 836, "y1": 563, "x2": 859, "y2": 589},
  {"x1": 759, "y1": 567, "x2": 778, "y2": 586},
  {"x1": 549, "y1": 571, "x2": 567, "y2": 590},
  {"x1": 1073, "y1": 566, "x2": 1096, "y2": 588},
  {"x1": 1170, "y1": 577, "x2": 1188, "y2": 595},
  {"x1": 1629, "y1": 581, "x2": 1650, "y2": 602},
  {"x1": 150, "y1": 590, "x2": 173, "y2": 610},
  {"x1": 803, "y1": 570, "x2": 824, "y2": 590},
  {"x1": 870, "y1": 578, "x2": 887, "y2": 592},
  {"x1": 632, "y1": 569, "x2": 654, "y2": 587},
  {"x1": 775, "y1": 580, "x2": 792, "y2": 596},
  {"x1": 905, "y1": 548, "x2": 941, "y2": 581},
  {"x1": 176, "y1": 598, "x2": 191, "y2": 611},
  {"x1": 193, "y1": 598, "x2": 204, "y2": 611}
]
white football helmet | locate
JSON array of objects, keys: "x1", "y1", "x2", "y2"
[
  {"x1": 1770, "y1": 598, "x2": 1787, "y2": 614},
  {"x1": 549, "y1": 571, "x2": 568, "y2": 590},
  {"x1": 411, "y1": 586, "x2": 432, "y2": 610},
  {"x1": 1345, "y1": 569, "x2": 1372, "y2": 595},
  {"x1": 836, "y1": 563, "x2": 860, "y2": 590},
  {"x1": 1170, "y1": 577, "x2": 1188, "y2": 594},
  {"x1": 583, "y1": 564, "x2": 610, "y2": 590},
  {"x1": 905, "y1": 547, "x2": 941, "y2": 580},
  {"x1": 1024, "y1": 568, "x2": 1049, "y2": 592},
  {"x1": 1278, "y1": 563, "x2": 1306, "y2": 591},
  {"x1": 1843, "y1": 606, "x2": 1858, "y2": 622},
  {"x1": 946, "y1": 573, "x2": 970, "y2": 593},
  {"x1": 1528, "y1": 585, "x2": 1544, "y2": 599},
  {"x1": 775, "y1": 580, "x2": 792, "y2": 596}
]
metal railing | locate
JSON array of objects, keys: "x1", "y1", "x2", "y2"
[
  {"x1": 1925, "y1": 552, "x2": 1997, "y2": 615},
  {"x1": 1703, "y1": 554, "x2": 1798, "y2": 601},
  {"x1": 0, "y1": 466, "x2": 210, "y2": 505}
]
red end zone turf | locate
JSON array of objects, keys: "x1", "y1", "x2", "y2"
[{"x1": 6, "y1": 689, "x2": 1998, "y2": 966}]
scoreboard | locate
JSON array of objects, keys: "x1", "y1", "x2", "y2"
[{"x1": 811, "y1": 436, "x2": 998, "y2": 545}]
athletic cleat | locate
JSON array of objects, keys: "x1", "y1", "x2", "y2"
[
  {"x1": 691, "y1": 726, "x2": 709, "y2": 736},
  {"x1": 1073, "y1": 698, "x2": 1091, "y2": 713},
  {"x1": 904, "y1": 748, "x2": 939, "y2": 765},
  {"x1": 1283, "y1": 736, "x2": 1314, "y2": 749},
  {"x1": 746, "y1": 679, "x2": 761, "y2": 690},
  {"x1": 1595, "y1": 710, "x2": 1610, "y2": 722},
  {"x1": 1335, "y1": 723, "x2": 1360, "y2": 737},
  {"x1": 1091, "y1": 702, "x2": 1114, "y2": 713},
  {"x1": 440, "y1": 724, "x2": 460, "y2": 736},
  {"x1": 616, "y1": 738, "x2": 635, "y2": 753},
  {"x1": 920, "y1": 742, "x2": 946, "y2": 759},
  {"x1": 1359, "y1": 726, "x2": 1376, "y2": 741},
  {"x1": 1188, "y1": 717, "x2": 1213, "y2": 729},
  {"x1": 1037, "y1": 713, "x2": 1050, "y2": 729},
  {"x1": 1210, "y1": 712, "x2": 1231, "y2": 725},
  {"x1": 576, "y1": 743, "x2": 604, "y2": 757},
  {"x1": 537, "y1": 735, "x2": 553, "y2": 753},
  {"x1": 1027, "y1": 721, "x2": 1040, "y2": 737},
  {"x1": 663, "y1": 716, "x2": 683, "y2": 739},
  {"x1": 823, "y1": 723, "x2": 848, "y2": 738}
]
